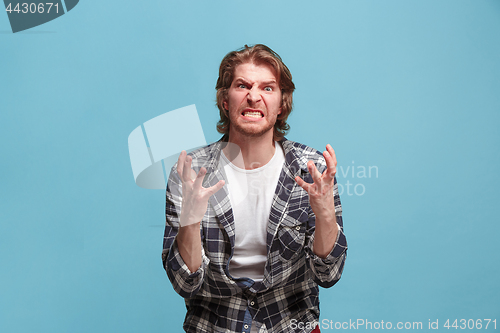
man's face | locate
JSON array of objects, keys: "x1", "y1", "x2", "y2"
[{"x1": 223, "y1": 62, "x2": 282, "y2": 140}]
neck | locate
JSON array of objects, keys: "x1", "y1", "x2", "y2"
[{"x1": 224, "y1": 130, "x2": 276, "y2": 170}]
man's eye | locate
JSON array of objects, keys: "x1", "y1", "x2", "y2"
[
  {"x1": 264, "y1": 87, "x2": 273, "y2": 92},
  {"x1": 238, "y1": 84, "x2": 247, "y2": 89}
]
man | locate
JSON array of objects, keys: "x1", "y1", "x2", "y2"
[{"x1": 162, "y1": 44, "x2": 347, "y2": 333}]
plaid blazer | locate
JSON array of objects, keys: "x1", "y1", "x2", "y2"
[{"x1": 162, "y1": 137, "x2": 347, "y2": 333}]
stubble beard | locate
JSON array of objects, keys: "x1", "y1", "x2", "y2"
[
  {"x1": 227, "y1": 104, "x2": 278, "y2": 139},
  {"x1": 231, "y1": 118, "x2": 275, "y2": 138}
]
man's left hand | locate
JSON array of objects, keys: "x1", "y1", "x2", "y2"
[{"x1": 295, "y1": 144, "x2": 339, "y2": 258}]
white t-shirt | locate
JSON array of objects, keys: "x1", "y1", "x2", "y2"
[{"x1": 220, "y1": 142, "x2": 285, "y2": 282}]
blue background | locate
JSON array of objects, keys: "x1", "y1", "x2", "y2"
[{"x1": 1, "y1": 0, "x2": 499, "y2": 332}]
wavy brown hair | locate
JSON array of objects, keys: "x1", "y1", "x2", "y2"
[{"x1": 216, "y1": 44, "x2": 295, "y2": 140}]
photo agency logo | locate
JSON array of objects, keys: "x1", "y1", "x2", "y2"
[
  {"x1": 3, "y1": 0, "x2": 79, "y2": 33},
  {"x1": 128, "y1": 105, "x2": 208, "y2": 190}
]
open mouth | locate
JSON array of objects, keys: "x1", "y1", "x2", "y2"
[{"x1": 242, "y1": 110, "x2": 264, "y2": 118}]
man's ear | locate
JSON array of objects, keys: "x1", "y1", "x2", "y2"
[{"x1": 223, "y1": 100, "x2": 228, "y2": 111}]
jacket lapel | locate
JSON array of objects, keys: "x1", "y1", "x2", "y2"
[
  {"x1": 262, "y1": 139, "x2": 309, "y2": 286},
  {"x1": 202, "y1": 140, "x2": 235, "y2": 248},
  {"x1": 266, "y1": 139, "x2": 308, "y2": 246}
]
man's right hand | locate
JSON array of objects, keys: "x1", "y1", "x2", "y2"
[
  {"x1": 175, "y1": 151, "x2": 225, "y2": 272},
  {"x1": 177, "y1": 150, "x2": 225, "y2": 227}
]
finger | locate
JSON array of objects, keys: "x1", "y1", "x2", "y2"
[
  {"x1": 323, "y1": 150, "x2": 337, "y2": 182},
  {"x1": 308, "y1": 161, "x2": 322, "y2": 183},
  {"x1": 193, "y1": 167, "x2": 207, "y2": 189},
  {"x1": 177, "y1": 151, "x2": 186, "y2": 179},
  {"x1": 206, "y1": 180, "x2": 225, "y2": 197},
  {"x1": 182, "y1": 155, "x2": 193, "y2": 181},
  {"x1": 295, "y1": 175, "x2": 312, "y2": 192},
  {"x1": 326, "y1": 144, "x2": 337, "y2": 167}
]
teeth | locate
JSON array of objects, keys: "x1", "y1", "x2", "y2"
[{"x1": 243, "y1": 111, "x2": 262, "y2": 118}]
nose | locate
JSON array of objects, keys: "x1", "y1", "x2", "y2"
[{"x1": 247, "y1": 87, "x2": 261, "y2": 104}]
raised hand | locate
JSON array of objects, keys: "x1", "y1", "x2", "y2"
[
  {"x1": 177, "y1": 150, "x2": 225, "y2": 227},
  {"x1": 175, "y1": 151, "x2": 225, "y2": 272},
  {"x1": 295, "y1": 144, "x2": 338, "y2": 258},
  {"x1": 295, "y1": 144, "x2": 337, "y2": 217}
]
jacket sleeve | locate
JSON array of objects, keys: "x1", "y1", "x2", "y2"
[
  {"x1": 162, "y1": 167, "x2": 209, "y2": 298},
  {"x1": 306, "y1": 176, "x2": 347, "y2": 288}
]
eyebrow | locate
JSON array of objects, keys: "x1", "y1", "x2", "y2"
[
  {"x1": 234, "y1": 78, "x2": 250, "y2": 85},
  {"x1": 233, "y1": 78, "x2": 278, "y2": 86},
  {"x1": 261, "y1": 80, "x2": 278, "y2": 86}
]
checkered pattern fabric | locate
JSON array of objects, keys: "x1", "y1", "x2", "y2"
[{"x1": 162, "y1": 137, "x2": 347, "y2": 333}]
